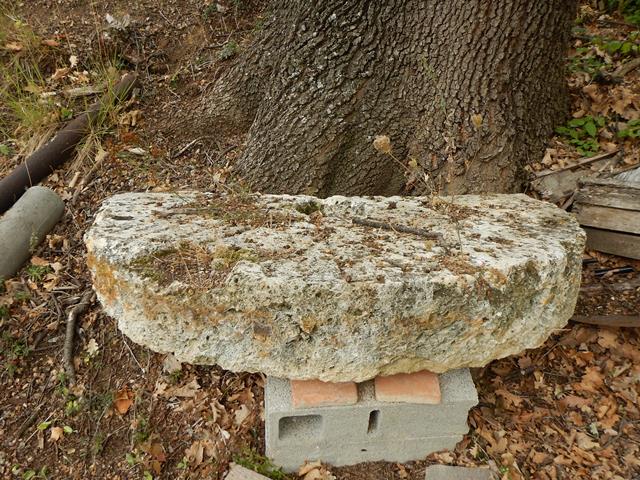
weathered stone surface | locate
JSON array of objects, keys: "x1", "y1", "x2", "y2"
[{"x1": 85, "y1": 192, "x2": 585, "y2": 382}]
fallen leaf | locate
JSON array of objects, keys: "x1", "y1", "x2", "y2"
[
  {"x1": 234, "y1": 404, "x2": 250, "y2": 425},
  {"x1": 4, "y1": 42, "x2": 23, "y2": 52},
  {"x1": 299, "y1": 461, "x2": 322, "y2": 476},
  {"x1": 30, "y1": 256, "x2": 49, "y2": 266},
  {"x1": 576, "y1": 432, "x2": 599, "y2": 451},
  {"x1": 165, "y1": 378, "x2": 200, "y2": 398},
  {"x1": 114, "y1": 387, "x2": 134, "y2": 414},
  {"x1": 50, "y1": 67, "x2": 70, "y2": 81},
  {"x1": 50, "y1": 426, "x2": 63, "y2": 441},
  {"x1": 41, "y1": 39, "x2": 60, "y2": 47},
  {"x1": 495, "y1": 389, "x2": 524, "y2": 409},
  {"x1": 85, "y1": 338, "x2": 99, "y2": 357}
]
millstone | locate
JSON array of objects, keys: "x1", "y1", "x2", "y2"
[{"x1": 85, "y1": 192, "x2": 585, "y2": 382}]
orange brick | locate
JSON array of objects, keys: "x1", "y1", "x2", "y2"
[
  {"x1": 374, "y1": 370, "x2": 441, "y2": 404},
  {"x1": 290, "y1": 379, "x2": 358, "y2": 409}
]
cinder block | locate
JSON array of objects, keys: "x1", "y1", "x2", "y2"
[
  {"x1": 265, "y1": 369, "x2": 478, "y2": 472},
  {"x1": 375, "y1": 370, "x2": 441, "y2": 404}
]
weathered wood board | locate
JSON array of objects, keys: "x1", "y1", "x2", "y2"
[
  {"x1": 582, "y1": 227, "x2": 640, "y2": 260},
  {"x1": 574, "y1": 178, "x2": 640, "y2": 259}
]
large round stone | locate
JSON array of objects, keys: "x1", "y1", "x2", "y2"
[{"x1": 85, "y1": 192, "x2": 585, "y2": 382}]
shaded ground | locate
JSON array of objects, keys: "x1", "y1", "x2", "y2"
[{"x1": 0, "y1": 2, "x2": 639, "y2": 479}]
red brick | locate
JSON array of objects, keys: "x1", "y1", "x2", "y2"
[
  {"x1": 290, "y1": 379, "x2": 358, "y2": 408},
  {"x1": 374, "y1": 370, "x2": 441, "y2": 404}
]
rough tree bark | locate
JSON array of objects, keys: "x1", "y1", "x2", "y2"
[{"x1": 205, "y1": 0, "x2": 577, "y2": 196}]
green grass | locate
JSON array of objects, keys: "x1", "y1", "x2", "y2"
[{"x1": 233, "y1": 449, "x2": 289, "y2": 480}]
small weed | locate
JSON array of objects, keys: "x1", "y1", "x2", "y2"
[
  {"x1": 168, "y1": 369, "x2": 183, "y2": 384},
  {"x1": 125, "y1": 451, "x2": 143, "y2": 466},
  {"x1": 56, "y1": 371, "x2": 69, "y2": 397},
  {"x1": 202, "y1": 3, "x2": 219, "y2": 19},
  {"x1": 607, "y1": 0, "x2": 640, "y2": 26},
  {"x1": 25, "y1": 264, "x2": 51, "y2": 282},
  {"x1": 1, "y1": 333, "x2": 29, "y2": 358},
  {"x1": 555, "y1": 115, "x2": 606, "y2": 156},
  {"x1": 295, "y1": 200, "x2": 323, "y2": 215},
  {"x1": 234, "y1": 449, "x2": 288, "y2": 480},
  {"x1": 89, "y1": 391, "x2": 114, "y2": 413},
  {"x1": 176, "y1": 457, "x2": 189, "y2": 469},
  {"x1": 133, "y1": 417, "x2": 151, "y2": 445},
  {"x1": 219, "y1": 40, "x2": 239, "y2": 60},
  {"x1": 65, "y1": 398, "x2": 82, "y2": 416},
  {"x1": 92, "y1": 432, "x2": 106, "y2": 456},
  {"x1": 618, "y1": 118, "x2": 640, "y2": 138},
  {"x1": 14, "y1": 290, "x2": 31, "y2": 302},
  {"x1": 0, "y1": 305, "x2": 9, "y2": 319}
]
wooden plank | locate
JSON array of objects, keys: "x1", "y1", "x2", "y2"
[
  {"x1": 580, "y1": 277, "x2": 640, "y2": 293},
  {"x1": 531, "y1": 156, "x2": 621, "y2": 203},
  {"x1": 583, "y1": 227, "x2": 640, "y2": 259},
  {"x1": 532, "y1": 169, "x2": 589, "y2": 203},
  {"x1": 576, "y1": 178, "x2": 640, "y2": 211},
  {"x1": 575, "y1": 204, "x2": 640, "y2": 234}
]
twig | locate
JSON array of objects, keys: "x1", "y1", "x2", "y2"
[
  {"x1": 71, "y1": 151, "x2": 107, "y2": 205},
  {"x1": 63, "y1": 290, "x2": 95, "y2": 384},
  {"x1": 612, "y1": 57, "x2": 640, "y2": 78},
  {"x1": 121, "y1": 333, "x2": 146, "y2": 374},
  {"x1": 571, "y1": 315, "x2": 640, "y2": 328},
  {"x1": 534, "y1": 150, "x2": 620, "y2": 178},
  {"x1": 352, "y1": 217, "x2": 443, "y2": 241}
]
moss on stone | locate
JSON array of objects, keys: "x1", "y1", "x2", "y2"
[{"x1": 127, "y1": 242, "x2": 259, "y2": 289}]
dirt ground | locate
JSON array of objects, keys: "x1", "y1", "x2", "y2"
[{"x1": 0, "y1": 1, "x2": 639, "y2": 479}]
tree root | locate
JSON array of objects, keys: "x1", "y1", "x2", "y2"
[{"x1": 63, "y1": 290, "x2": 95, "y2": 384}]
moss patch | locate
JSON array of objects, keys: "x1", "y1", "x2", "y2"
[
  {"x1": 128, "y1": 242, "x2": 258, "y2": 288},
  {"x1": 165, "y1": 193, "x2": 295, "y2": 228}
]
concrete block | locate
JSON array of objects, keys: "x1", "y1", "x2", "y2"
[
  {"x1": 265, "y1": 369, "x2": 478, "y2": 472},
  {"x1": 375, "y1": 370, "x2": 441, "y2": 404},
  {"x1": 424, "y1": 465, "x2": 495, "y2": 480}
]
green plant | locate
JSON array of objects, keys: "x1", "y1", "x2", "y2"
[
  {"x1": 0, "y1": 305, "x2": 9, "y2": 319},
  {"x1": 555, "y1": 115, "x2": 606, "y2": 156},
  {"x1": 14, "y1": 290, "x2": 31, "y2": 302},
  {"x1": 233, "y1": 449, "x2": 288, "y2": 480},
  {"x1": 607, "y1": 0, "x2": 640, "y2": 25},
  {"x1": 65, "y1": 398, "x2": 82, "y2": 416},
  {"x1": 219, "y1": 41, "x2": 239, "y2": 60},
  {"x1": 133, "y1": 417, "x2": 150, "y2": 444},
  {"x1": 618, "y1": 118, "x2": 640, "y2": 138},
  {"x1": 25, "y1": 264, "x2": 51, "y2": 282}
]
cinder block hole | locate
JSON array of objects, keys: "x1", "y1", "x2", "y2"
[
  {"x1": 278, "y1": 415, "x2": 322, "y2": 442},
  {"x1": 367, "y1": 410, "x2": 380, "y2": 434}
]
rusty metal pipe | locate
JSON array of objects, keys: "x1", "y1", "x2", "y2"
[{"x1": 0, "y1": 73, "x2": 139, "y2": 213}]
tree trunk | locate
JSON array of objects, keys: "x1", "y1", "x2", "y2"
[{"x1": 206, "y1": 0, "x2": 577, "y2": 196}]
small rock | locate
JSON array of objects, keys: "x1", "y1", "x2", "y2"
[
  {"x1": 225, "y1": 463, "x2": 271, "y2": 480},
  {"x1": 162, "y1": 353, "x2": 182, "y2": 374}
]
